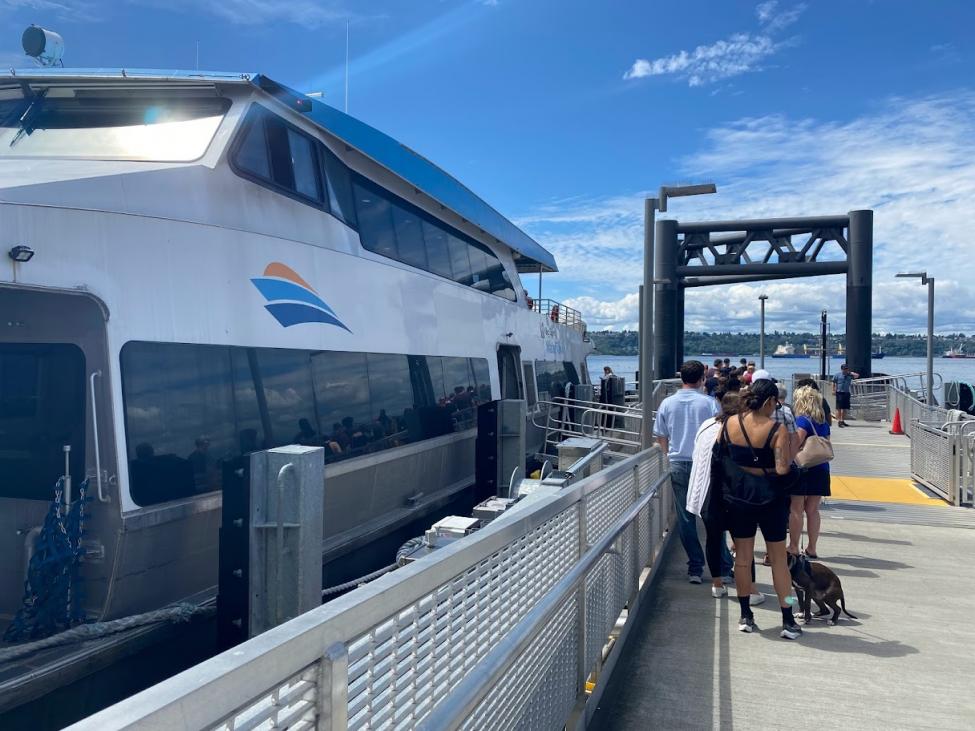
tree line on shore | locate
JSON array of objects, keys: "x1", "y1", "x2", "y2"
[{"x1": 589, "y1": 330, "x2": 975, "y2": 357}]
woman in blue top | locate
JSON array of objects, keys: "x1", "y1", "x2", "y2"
[{"x1": 788, "y1": 385, "x2": 831, "y2": 558}]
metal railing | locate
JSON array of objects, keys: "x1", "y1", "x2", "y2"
[
  {"x1": 531, "y1": 298, "x2": 587, "y2": 333},
  {"x1": 889, "y1": 382, "x2": 949, "y2": 440},
  {"x1": 910, "y1": 421, "x2": 975, "y2": 506},
  {"x1": 70, "y1": 447, "x2": 673, "y2": 731},
  {"x1": 536, "y1": 380, "x2": 682, "y2": 456}
]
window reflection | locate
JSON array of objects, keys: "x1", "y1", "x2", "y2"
[{"x1": 121, "y1": 341, "x2": 492, "y2": 506}]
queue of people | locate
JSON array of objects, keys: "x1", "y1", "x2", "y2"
[{"x1": 655, "y1": 359, "x2": 835, "y2": 641}]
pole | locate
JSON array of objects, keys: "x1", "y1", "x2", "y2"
[
  {"x1": 759, "y1": 294, "x2": 768, "y2": 369},
  {"x1": 537, "y1": 264, "x2": 542, "y2": 305},
  {"x1": 927, "y1": 277, "x2": 935, "y2": 404},
  {"x1": 820, "y1": 310, "x2": 828, "y2": 379},
  {"x1": 846, "y1": 209, "x2": 874, "y2": 377},
  {"x1": 640, "y1": 198, "x2": 656, "y2": 449},
  {"x1": 344, "y1": 20, "x2": 350, "y2": 113},
  {"x1": 653, "y1": 219, "x2": 679, "y2": 381}
]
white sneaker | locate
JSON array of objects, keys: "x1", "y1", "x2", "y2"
[
  {"x1": 711, "y1": 586, "x2": 728, "y2": 598},
  {"x1": 749, "y1": 592, "x2": 766, "y2": 606}
]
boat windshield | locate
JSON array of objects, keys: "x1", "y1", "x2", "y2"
[{"x1": 0, "y1": 85, "x2": 231, "y2": 161}]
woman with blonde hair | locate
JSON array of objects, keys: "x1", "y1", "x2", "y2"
[{"x1": 789, "y1": 385, "x2": 832, "y2": 558}]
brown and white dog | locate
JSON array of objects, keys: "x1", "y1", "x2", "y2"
[{"x1": 787, "y1": 553, "x2": 858, "y2": 625}]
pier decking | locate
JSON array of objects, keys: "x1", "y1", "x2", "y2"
[{"x1": 590, "y1": 421, "x2": 975, "y2": 730}]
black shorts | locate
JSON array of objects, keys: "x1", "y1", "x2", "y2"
[
  {"x1": 836, "y1": 391, "x2": 851, "y2": 410},
  {"x1": 726, "y1": 495, "x2": 789, "y2": 542}
]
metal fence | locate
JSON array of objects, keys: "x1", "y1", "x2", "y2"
[
  {"x1": 531, "y1": 298, "x2": 587, "y2": 334},
  {"x1": 70, "y1": 447, "x2": 673, "y2": 731},
  {"x1": 910, "y1": 421, "x2": 975, "y2": 506},
  {"x1": 889, "y1": 383, "x2": 949, "y2": 440}
]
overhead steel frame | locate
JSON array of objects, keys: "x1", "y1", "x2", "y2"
[{"x1": 653, "y1": 210, "x2": 874, "y2": 379}]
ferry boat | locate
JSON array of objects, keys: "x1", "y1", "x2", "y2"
[
  {"x1": 944, "y1": 345, "x2": 975, "y2": 359},
  {"x1": 0, "y1": 67, "x2": 590, "y2": 716},
  {"x1": 770, "y1": 343, "x2": 809, "y2": 359}
]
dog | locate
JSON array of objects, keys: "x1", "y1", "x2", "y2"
[{"x1": 786, "y1": 553, "x2": 858, "y2": 625}]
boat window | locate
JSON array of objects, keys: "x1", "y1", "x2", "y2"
[
  {"x1": 422, "y1": 222, "x2": 453, "y2": 279},
  {"x1": 351, "y1": 173, "x2": 517, "y2": 301},
  {"x1": 287, "y1": 129, "x2": 321, "y2": 200},
  {"x1": 523, "y1": 362, "x2": 538, "y2": 408},
  {"x1": 354, "y1": 180, "x2": 398, "y2": 260},
  {"x1": 121, "y1": 341, "x2": 491, "y2": 506},
  {"x1": 321, "y1": 147, "x2": 357, "y2": 225},
  {"x1": 472, "y1": 358, "x2": 492, "y2": 402},
  {"x1": 236, "y1": 116, "x2": 271, "y2": 178},
  {"x1": 534, "y1": 360, "x2": 579, "y2": 400},
  {"x1": 0, "y1": 88, "x2": 230, "y2": 161},
  {"x1": 0, "y1": 343, "x2": 86, "y2": 500}
]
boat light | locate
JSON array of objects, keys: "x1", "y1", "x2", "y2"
[{"x1": 8, "y1": 245, "x2": 35, "y2": 262}]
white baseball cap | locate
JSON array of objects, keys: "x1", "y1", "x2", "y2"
[{"x1": 751, "y1": 369, "x2": 774, "y2": 383}]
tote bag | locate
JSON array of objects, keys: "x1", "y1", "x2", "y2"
[{"x1": 794, "y1": 418, "x2": 833, "y2": 469}]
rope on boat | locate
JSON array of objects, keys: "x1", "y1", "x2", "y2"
[
  {"x1": 321, "y1": 563, "x2": 399, "y2": 598},
  {"x1": 0, "y1": 602, "x2": 215, "y2": 663}
]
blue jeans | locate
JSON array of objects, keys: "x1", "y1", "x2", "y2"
[{"x1": 670, "y1": 461, "x2": 733, "y2": 578}]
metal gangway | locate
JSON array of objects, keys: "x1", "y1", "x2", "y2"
[
  {"x1": 72, "y1": 445, "x2": 673, "y2": 730},
  {"x1": 533, "y1": 379, "x2": 681, "y2": 456}
]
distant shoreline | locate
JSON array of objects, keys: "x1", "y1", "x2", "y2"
[{"x1": 588, "y1": 330, "x2": 973, "y2": 358}]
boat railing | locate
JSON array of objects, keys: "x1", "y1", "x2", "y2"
[
  {"x1": 531, "y1": 298, "x2": 587, "y2": 334},
  {"x1": 69, "y1": 446, "x2": 674, "y2": 730}
]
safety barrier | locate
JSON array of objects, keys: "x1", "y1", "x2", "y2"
[
  {"x1": 70, "y1": 447, "x2": 673, "y2": 730},
  {"x1": 532, "y1": 298, "x2": 587, "y2": 334},
  {"x1": 910, "y1": 421, "x2": 975, "y2": 506},
  {"x1": 889, "y1": 383, "x2": 948, "y2": 440}
]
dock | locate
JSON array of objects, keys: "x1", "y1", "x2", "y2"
[
  {"x1": 67, "y1": 382, "x2": 975, "y2": 730},
  {"x1": 591, "y1": 421, "x2": 975, "y2": 730}
]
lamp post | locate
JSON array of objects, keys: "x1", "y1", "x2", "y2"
[
  {"x1": 758, "y1": 294, "x2": 769, "y2": 369},
  {"x1": 640, "y1": 183, "x2": 717, "y2": 449},
  {"x1": 896, "y1": 272, "x2": 935, "y2": 404}
]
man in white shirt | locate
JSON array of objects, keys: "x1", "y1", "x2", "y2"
[{"x1": 654, "y1": 360, "x2": 720, "y2": 583}]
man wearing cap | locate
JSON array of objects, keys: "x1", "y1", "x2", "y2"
[{"x1": 832, "y1": 363, "x2": 859, "y2": 427}]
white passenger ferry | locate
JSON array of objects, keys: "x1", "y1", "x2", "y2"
[{"x1": 0, "y1": 69, "x2": 590, "y2": 656}]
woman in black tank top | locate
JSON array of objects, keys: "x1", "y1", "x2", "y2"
[{"x1": 720, "y1": 380, "x2": 803, "y2": 639}]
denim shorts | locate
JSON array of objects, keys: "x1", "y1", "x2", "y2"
[{"x1": 836, "y1": 391, "x2": 851, "y2": 410}]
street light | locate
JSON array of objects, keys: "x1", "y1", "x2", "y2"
[
  {"x1": 640, "y1": 183, "x2": 717, "y2": 449},
  {"x1": 758, "y1": 294, "x2": 769, "y2": 369},
  {"x1": 896, "y1": 272, "x2": 935, "y2": 404}
]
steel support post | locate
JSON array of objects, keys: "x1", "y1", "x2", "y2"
[
  {"x1": 653, "y1": 219, "x2": 679, "y2": 380},
  {"x1": 927, "y1": 277, "x2": 935, "y2": 404},
  {"x1": 846, "y1": 210, "x2": 873, "y2": 377},
  {"x1": 675, "y1": 287, "x2": 685, "y2": 367},
  {"x1": 640, "y1": 199, "x2": 656, "y2": 449}
]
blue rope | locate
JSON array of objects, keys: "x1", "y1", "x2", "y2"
[{"x1": 4, "y1": 478, "x2": 89, "y2": 642}]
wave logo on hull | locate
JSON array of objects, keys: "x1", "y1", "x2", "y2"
[{"x1": 250, "y1": 262, "x2": 351, "y2": 332}]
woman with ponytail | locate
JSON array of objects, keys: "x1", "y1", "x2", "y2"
[{"x1": 718, "y1": 379, "x2": 803, "y2": 640}]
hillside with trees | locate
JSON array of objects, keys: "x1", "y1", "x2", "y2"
[{"x1": 588, "y1": 331, "x2": 974, "y2": 357}]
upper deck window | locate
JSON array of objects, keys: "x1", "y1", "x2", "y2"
[{"x1": 0, "y1": 86, "x2": 230, "y2": 161}]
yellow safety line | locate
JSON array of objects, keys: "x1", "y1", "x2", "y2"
[{"x1": 829, "y1": 475, "x2": 946, "y2": 506}]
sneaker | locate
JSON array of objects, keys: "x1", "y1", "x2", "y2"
[
  {"x1": 688, "y1": 574, "x2": 703, "y2": 584},
  {"x1": 749, "y1": 592, "x2": 766, "y2": 606},
  {"x1": 721, "y1": 575, "x2": 734, "y2": 585},
  {"x1": 711, "y1": 585, "x2": 727, "y2": 598},
  {"x1": 780, "y1": 621, "x2": 803, "y2": 640},
  {"x1": 738, "y1": 615, "x2": 758, "y2": 633}
]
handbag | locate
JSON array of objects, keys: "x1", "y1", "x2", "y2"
[
  {"x1": 794, "y1": 417, "x2": 833, "y2": 469},
  {"x1": 718, "y1": 416, "x2": 782, "y2": 507}
]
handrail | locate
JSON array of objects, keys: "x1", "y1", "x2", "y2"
[
  {"x1": 419, "y1": 470, "x2": 669, "y2": 730},
  {"x1": 89, "y1": 370, "x2": 109, "y2": 503}
]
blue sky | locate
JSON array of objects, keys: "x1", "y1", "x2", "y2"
[{"x1": 2, "y1": 0, "x2": 973, "y2": 333}]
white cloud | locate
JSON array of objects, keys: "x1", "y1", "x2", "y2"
[
  {"x1": 520, "y1": 90, "x2": 975, "y2": 335},
  {"x1": 756, "y1": 1, "x2": 806, "y2": 32},
  {"x1": 623, "y1": 33, "x2": 779, "y2": 87},
  {"x1": 129, "y1": 0, "x2": 352, "y2": 28},
  {"x1": 0, "y1": 0, "x2": 100, "y2": 21}
]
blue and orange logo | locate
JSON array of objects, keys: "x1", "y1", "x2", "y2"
[{"x1": 250, "y1": 262, "x2": 351, "y2": 332}]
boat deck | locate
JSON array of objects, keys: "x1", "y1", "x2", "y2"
[{"x1": 590, "y1": 420, "x2": 975, "y2": 730}]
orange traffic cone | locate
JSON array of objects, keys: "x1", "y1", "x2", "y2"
[{"x1": 889, "y1": 407, "x2": 904, "y2": 435}]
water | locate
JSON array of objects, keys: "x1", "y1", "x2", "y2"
[{"x1": 587, "y1": 354, "x2": 975, "y2": 403}]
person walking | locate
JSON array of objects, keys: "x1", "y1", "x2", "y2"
[
  {"x1": 832, "y1": 363, "x2": 859, "y2": 427},
  {"x1": 654, "y1": 360, "x2": 719, "y2": 583},
  {"x1": 788, "y1": 386, "x2": 831, "y2": 558},
  {"x1": 718, "y1": 379, "x2": 803, "y2": 639}
]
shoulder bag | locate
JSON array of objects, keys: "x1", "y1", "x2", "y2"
[{"x1": 795, "y1": 417, "x2": 833, "y2": 469}]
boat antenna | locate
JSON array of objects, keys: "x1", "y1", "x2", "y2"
[
  {"x1": 195, "y1": 40, "x2": 200, "y2": 70},
  {"x1": 344, "y1": 19, "x2": 350, "y2": 113}
]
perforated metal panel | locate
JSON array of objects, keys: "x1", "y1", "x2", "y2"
[
  {"x1": 345, "y1": 508, "x2": 579, "y2": 729},
  {"x1": 911, "y1": 423, "x2": 956, "y2": 502},
  {"x1": 209, "y1": 664, "x2": 318, "y2": 731}
]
